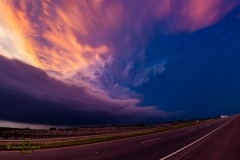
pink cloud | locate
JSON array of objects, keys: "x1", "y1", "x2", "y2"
[{"x1": 0, "y1": 0, "x2": 238, "y2": 122}]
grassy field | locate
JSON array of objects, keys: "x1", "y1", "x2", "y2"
[{"x1": 0, "y1": 119, "x2": 217, "y2": 151}]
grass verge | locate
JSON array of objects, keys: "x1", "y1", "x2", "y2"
[{"x1": 0, "y1": 119, "x2": 217, "y2": 151}]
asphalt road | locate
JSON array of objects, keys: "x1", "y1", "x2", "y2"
[{"x1": 0, "y1": 115, "x2": 239, "y2": 160}]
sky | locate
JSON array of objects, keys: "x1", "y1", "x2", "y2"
[{"x1": 0, "y1": 0, "x2": 240, "y2": 128}]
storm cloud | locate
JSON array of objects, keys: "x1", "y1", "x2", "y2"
[
  {"x1": 0, "y1": 0, "x2": 240, "y2": 127},
  {"x1": 0, "y1": 55, "x2": 170, "y2": 126}
]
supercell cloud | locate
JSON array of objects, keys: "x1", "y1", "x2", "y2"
[{"x1": 0, "y1": 0, "x2": 240, "y2": 127}]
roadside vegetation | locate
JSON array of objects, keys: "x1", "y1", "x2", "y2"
[{"x1": 0, "y1": 117, "x2": 218, "y2": 150}]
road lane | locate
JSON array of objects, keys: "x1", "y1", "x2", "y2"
[
  {"x1": 159, "y1": 118, "x2": 233, "y2": 160},
  {"x1": 0, "y1": 116, "x2": 236, "y2": 160},
  {"x1": 178, "y1": 115, "x2": 240, "y2": 160},
  {"x1": 141, "y1": 137, "x2": 162, "y2": 144}
]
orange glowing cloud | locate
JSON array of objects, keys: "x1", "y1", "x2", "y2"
[
  {"x1": 0, "y1": 0, "x2": 114, "y2": 81},
  {"x1": 0, "y1": 0, "x2": 40, "y2": 67},
  {"x1": 0, "y1": 0, "x2": 239, "y2": 85}
]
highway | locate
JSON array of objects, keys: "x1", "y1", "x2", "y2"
[{"x1": 0, "y1": 115, "x2": 239, "y2": 160}]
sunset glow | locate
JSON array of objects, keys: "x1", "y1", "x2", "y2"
[{"x1": 0, "y1": 0, "x2": 240, "y2": 126}]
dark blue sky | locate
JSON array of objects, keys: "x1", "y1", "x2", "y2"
[{"x1": 136, "y1": 6, "x2": 240, "y2": 119}]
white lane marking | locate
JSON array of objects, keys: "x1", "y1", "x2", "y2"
[
  {"x1": 188, "y1": 128, "x2": 196, "y2": 131},
  {"x1": 141, "y1": 138, "x2": 161, "y2": 144},
  {"x1": 159, "y1": 119, "x2": 233, "y2": 160}
]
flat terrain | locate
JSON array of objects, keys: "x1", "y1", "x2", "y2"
[
  {"x1": 0, "y1": 115, "x2": 239, "y2": 160},
  {"x1": 0, "y1": 121, "x2": 201, "y2": 140},
  {"x1": 0, "y1": 120, "x2": 210, "y2": 149},
  {"x1": 0, "y1": 125, "x2": 163, "y2": 140}
]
